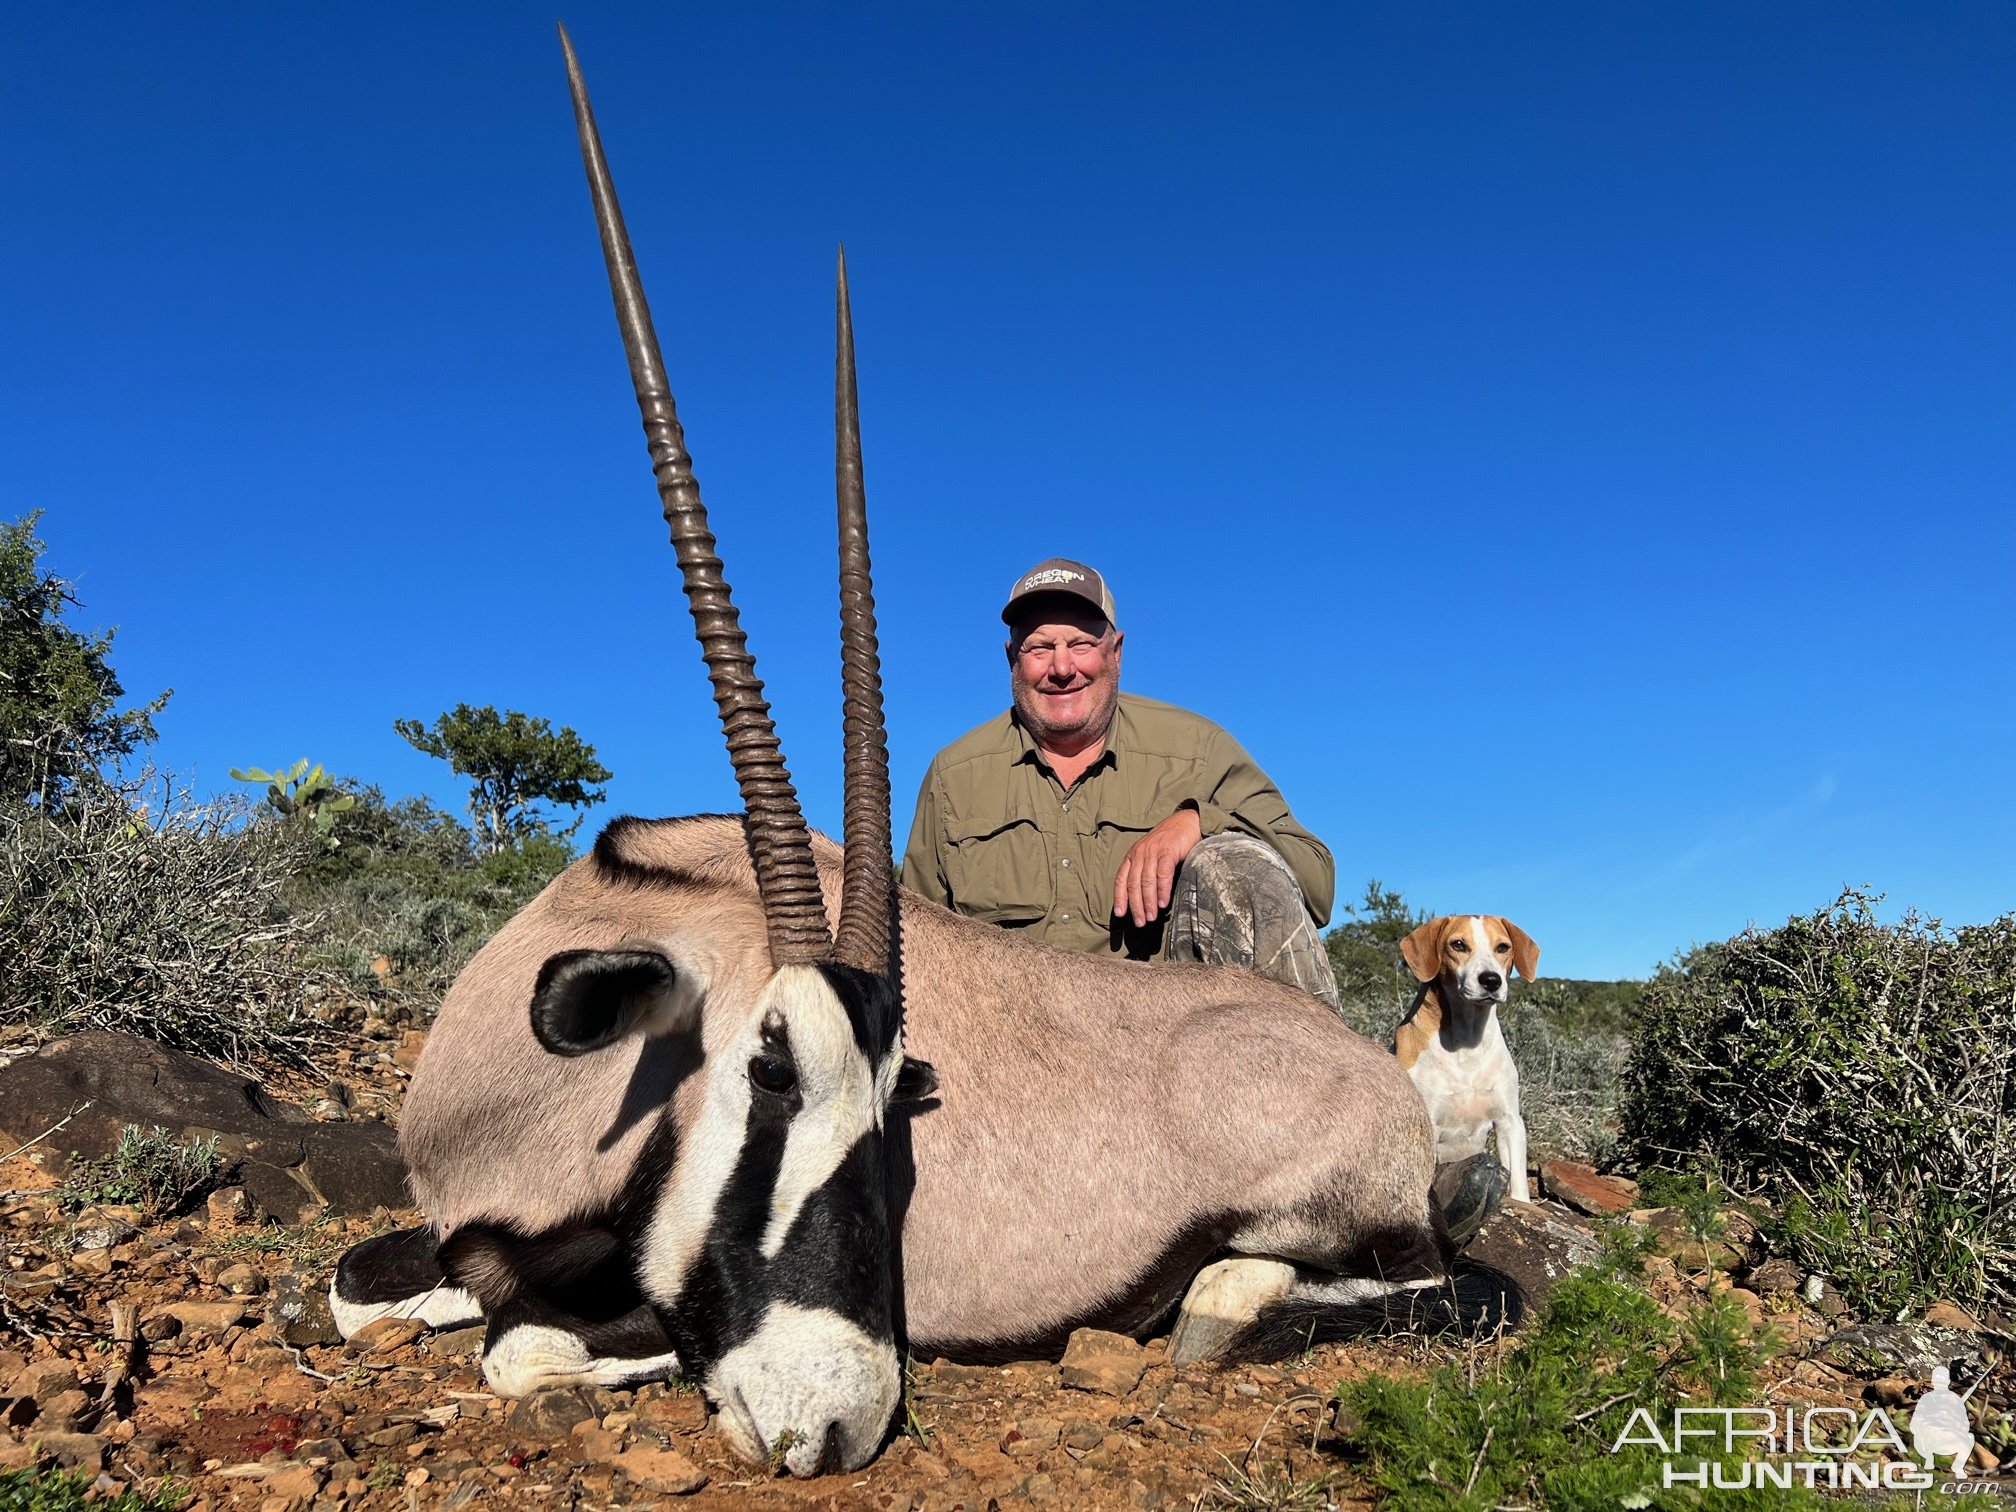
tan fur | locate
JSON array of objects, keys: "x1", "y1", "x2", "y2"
[{"x1": 402, "y1": 816, "x2": 1439, "y2": 1356}]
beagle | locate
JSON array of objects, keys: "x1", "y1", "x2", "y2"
[{"x1": 1393, "y1": 915, "x2": 1540, "y2": 1204}]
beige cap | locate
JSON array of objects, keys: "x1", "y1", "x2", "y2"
[{"x1": 1000, "y1": 557, "x2": 1117, "y2": 626}]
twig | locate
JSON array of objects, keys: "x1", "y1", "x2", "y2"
[
  {"x1": 0, "y1": 1102, "x2": 93, "y2": 1164},
  {"x1": 82, "y1": 1299, "x2": 140, "y2": 1427},
  {"x1": 278, "y1": 1338, "x2": 341, "y2": 1383},
  {"x1": 1464, "y1": 1423, "x2": 1496, "y2": 1498}
]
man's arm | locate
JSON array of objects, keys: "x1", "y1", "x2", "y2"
[
  {"x1": 1194, "y1": 729, "x2": 1335, "y2": 926},
  {"x1": 900, "y1": 766, "x2": 954, "y2": 908}
]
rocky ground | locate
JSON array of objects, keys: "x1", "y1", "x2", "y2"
[{"x1": 2, "y1": 1026, "x2": 2011, "y2": 1510}]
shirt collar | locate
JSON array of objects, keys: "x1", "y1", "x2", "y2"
[{"x1": 1009, "y1": 698, "x2": 1126, "y2": 774}]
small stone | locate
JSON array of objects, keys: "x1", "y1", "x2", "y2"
[
  {"x1": 267, "y1": 1274, "x2": 340, "y2": 1348},
  {"x1": 1020, "y1": 1472, "x2": 1060, "y2": 1501},
  {"x1": 155, "y1": 1301, "x2": 248, "y2": 1338},
  {"x1": 9, "y1": 1359, "x2": 82, "y2": 1400},
  {"x1": 1061, "y1": 1419, "x2": 1105, "y2": 1451},
  {"x1": 633, "y1": 1390, "x2": 708, "y2": 1433},
  {"x1": 1747, "y1": 1258, "x2": 1803, "y2": 1296},
  {"x1": 33, "y1": 1432, "x2": 107, "y2": 1471},
  {"x1": 507, "y1": 1388, "x2": 596, "y2": 1439},
  {"x1": 346, "y1": 1317, "x2": 426, "y2": 1355},
  {"x1": 571, "y1": 1423, "x2": 623, "y2": 1459},
  {"x1": 40, "y1": 1388, "x2": 95, "y2": 1431},
  {"x1": 260, "y1": 1464, "x2": 325, "y2": 1508},
  {"x1": 1059, "y1": 1328, "x2": 1147, "y2": 1397},
  {"x1": 612, "y1": 1443, "x2": 706, "y2": 1494},
  {"x1": 1004, "y1": 1417, "x2": 1061, "y2": 1454},
  {"x1": 218, "y1": 1263, "x2": 269, "y2": 1296},
  {"x1": 292, "y1": 1437, "x2": 353, "y2": 1466},
  {"x1": 208, "y1": 1187, "x2": 260, "y2": 1227},
  {"x1": 1539, "y1": 1160, "x2": 1639, "y2": 1216},
  {"x1": 427, "y1": 1325, "x2": 485, "y2": 1359},
  {"x1": 70, "y1": 1249, "x2": 113, "y2": 1278}
]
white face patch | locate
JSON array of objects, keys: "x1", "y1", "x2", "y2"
[
  {"x1": 706, "y1": 1301, "x2": 900, "y2": 1476},
  {"x1": 759, "y1": 975, "x2": 884, "y2": 1259},
  {"x1": 327, "y1": 1280, "x2": 482, "y2": 1339},
  {"x1": 481, "y1": 1321, "x2": 681, "y2": 1397},
  {"x1": 1451, "y1": 916, "x2": 1509, "y2": 1004}
]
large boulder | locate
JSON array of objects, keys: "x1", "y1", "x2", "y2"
[{"x1": 0, "y1": 1033, "x2": 408, "y2": 1218}]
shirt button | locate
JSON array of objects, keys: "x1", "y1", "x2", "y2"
[
  {"x1": 1060, "y1": 913, "x2": 1071, "y2": 922},
  {"x1": 1059, "y1": 858, "x2": 1071, "y2": 868}
]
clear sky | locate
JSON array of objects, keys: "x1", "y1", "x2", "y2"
[{"x1": 5, "y1": 4, "x2": 2010, "y2": 980}]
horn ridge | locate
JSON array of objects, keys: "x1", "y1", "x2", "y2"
[
  {"x1": 832, "y1": 247, "x2": 894, "y2": 978},
  {"x1": 560, "y1": 26, "x2": 831, "y2": 965}
]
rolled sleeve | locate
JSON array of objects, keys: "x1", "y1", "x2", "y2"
[
  {"x1": 1198, "y1": 732, "x2": 1335, "y2": 927},
  {"x1": 900, "y1": 766, "x2": 953, "y2": 908}
]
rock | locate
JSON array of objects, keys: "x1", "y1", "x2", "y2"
[
  {"x1": 1059, "y1": 1329, "x2": 1147, "y2": 1397},
  {"x1": 31, "y1": 1431, "x2": 107, "y2": 1470},
  {"x1": 1003, "y1": 1417, "x2": 1061, "y2": 1454},
  {"x1": 259, "y1": 1463, "x2": 326, "y2": 1509},
  {"x1": 292, "y1": 1437, "x2": 353, "y2": 1467},
  {"x1": 1464, "y1": 1199, "x2": 1599, "y2": 1313},
  {"x1": 613, "y1": 1444, "x2": 706, "y2": 1494},
  {"x1": 38, "y1": 1389, "x2": 94, "y2": 1431},
  {"x1": 0, "y1": 1033, "x2": 408, "y2": 1218},
  {"x1": 266, "y1": 1274, "x2": 340, "y2": 1348},
  {"x1": 218, "y1": 1262, "x2": 268, "y2": 1296},
  {"x1": 345, "y1": 1317, "x2": 426, "y2": 1355},
  {"x1": 154, "y1": 1301, "x2": 248, "y2": 1338},
  {"x1": 633, "y1": 1390, "x2": 708, "y2": 1433},
  {"x1": 507, "y1": 1388, "x2": 597, "y2": 1439},
  {"x1": 393, "y1": 1031, "x2": 428, "y2": 1072},
  {"x1": 427, "y1": 1325, "x2": 486, "y2": 1358},
  {"x1": 1925, "y1": 1300, "x2": 1984, "y2": 1332},
  {"x1": 1746, "y1": 1258, "x2": 1803, "y2": 1296},
  {"x1": 1867, "y1": 1378, "x2": 1916, "y2": 1410},
  {"x1": 1538, "y1": 1160, "x2": 1638, "y2": 1216},
  {"x1": 8, "y1": 1359, "x2": 82, "y2": 1401},
  {"x1": 208, "y1": 1187, "x2": 261, "y2": 1226},
  {"x1": 140, "y1": 1314, "x2": 183, "y2": 1343},
  {"x1": 1822, "y1": 1322, "x2": 1987, "y2": 1377},
  {"x1": 68, "y1": 1205, "x2": 142, "y2": 1250}
]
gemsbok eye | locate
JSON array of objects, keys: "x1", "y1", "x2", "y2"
[{"x1": 749, "y1": 1056, "x2": 798, "y2": 1096}]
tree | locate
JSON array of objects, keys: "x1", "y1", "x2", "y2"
[
  {"x1": 0, "y1": 511, "x2": 170, "y2": 806},
  {"x1": 392, "y1": 703, "x2": 611, "y2": 856},
  {"x1": 1324, "y1": 879, "x2": 1429, "y2": 1040}
]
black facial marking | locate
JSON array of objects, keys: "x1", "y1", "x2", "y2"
[
  {"x1": 530, "y1": 948, "x2": 678, "y2": 1056},
  {"x1": 815, "y1": 961, "x2": 904, "y2": 1063}
]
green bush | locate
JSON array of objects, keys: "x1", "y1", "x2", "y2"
[
  {"x1": 1340, "y1": 1232, "x2": 1803, "y2": 1510},
  {"x1": 0, "y1": 1467, "x2": 182, "y2": 1511},
  {"x1": 59, "y1": 1125, "x2": 222, "y2": 1219},
  {"x1": 1622, "y1": 888, "x2": 2016, "y2": 1319}
]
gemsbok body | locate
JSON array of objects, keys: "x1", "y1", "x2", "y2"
[{"x1": 334, "y1": 27, "x2": 1506, "y2": 1478}]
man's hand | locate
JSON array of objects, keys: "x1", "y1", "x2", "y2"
[{"x1": 1113, "y1": 806, "x2": 1203, "y2": 928}]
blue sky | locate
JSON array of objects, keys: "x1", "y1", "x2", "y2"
[{"x1": 5, "y1": 4, "x2": 2010, "y2": 979}]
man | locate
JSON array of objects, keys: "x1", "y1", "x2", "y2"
[{"x1": 902, "y1": 557, "x2": 1341, "y2": 1008}]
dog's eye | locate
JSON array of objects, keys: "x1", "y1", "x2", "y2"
[
  {"x1": 749, "y1": 1055, "x2": 798, "y2": 1096},
  {"x1": 1450, "y1": 940, "x2": 1469, "y2": 952},
  {"x1": 1496, "y1": 943, "x2": 1511, "y2": 953}
]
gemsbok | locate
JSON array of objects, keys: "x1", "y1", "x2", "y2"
[{"x1": 333, "y1": 27, "x2": 1509, "y2": 1478}]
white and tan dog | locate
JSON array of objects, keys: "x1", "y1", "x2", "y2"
[{"x1": 1393, "y1": 916, "x2": 1540, "y2": 1204}]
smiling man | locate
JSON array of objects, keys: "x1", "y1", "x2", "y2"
[{"x1": 901, "y1": 558, "x2": 1341, "y2": 1008}]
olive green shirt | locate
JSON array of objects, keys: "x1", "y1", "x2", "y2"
[{"x1": 901, "y1": 693, "x2": 1334, "y2": 958}]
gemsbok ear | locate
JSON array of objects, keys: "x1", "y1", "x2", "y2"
[
  {"x1": 1499, "y1": 920, "x2": 1541, "y2": 982},
  {"x1": 893, "y1": 1056, "x2": 939, "y2": 1103},
  {"x1": 529, "y1": 948, "x2": 694, "y2": 1057},
  {"x1": 1399, "y1": 920, "x2": 1447, "y2": 984}
]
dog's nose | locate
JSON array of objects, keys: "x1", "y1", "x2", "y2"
[{"x1": 1478, "y1": 971, "x2": 1504, "y2": 991}]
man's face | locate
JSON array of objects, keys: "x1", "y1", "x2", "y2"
[{"x1": 1007, "y1": 602, "x2": 1123, "y2": 749}]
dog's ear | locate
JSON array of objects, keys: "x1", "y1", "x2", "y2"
[
  {"x1": 1400, "y1": 919, "x2": 1446, "y2": 983},
  {"x1": 1497, "y1": 919, "x2": 1540, "y2": 981}
]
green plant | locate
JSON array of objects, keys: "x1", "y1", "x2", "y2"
[
  {"x1": 1338, "y1": 1236, "x2": 1806, "y2": 1510},
  {"x1": 58, "y1": 1125, "x2": 222, "y2": 1219},
  {"x1": 1623, "y1": 888, "x2": 2016, "y2": 1320},
  {"x1": 0, "y1": 1467, "x2": 183, "y2": 1511},
  {"x1": 1200, "y1": 1453, "x2": 1338, "y2": 1510},
  {"x1": 229, "y1": 759, "x2": 355, "y2": 844},
  {"x1": 766, "y1": 1428, "x2": 803, "y2": 1475}
]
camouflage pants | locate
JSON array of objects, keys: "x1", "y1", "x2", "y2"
[{"x1": 1159, "y1": 833, "x2": 1342, "y2": 1011}]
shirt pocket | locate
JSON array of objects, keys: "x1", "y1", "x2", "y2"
[{"x1": 942, "y1": 803, "x2": 1052, "y2": 927}]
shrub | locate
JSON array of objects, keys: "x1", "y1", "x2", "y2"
[
  {"x1": 58, "y1": 1124, "x2": 222, "y2": 1219},
  {"x1": 1621, "y1": 888, "x2": 2016, "y2": 1319},
  {"x1": 0, "y1": 1468, "x2": 183, "y2": 1512},
  {"x1": 1340, "y1": 1232, "x2": 1803, "y2": 1510},
  {"x1": 0, "y1": 770, "x2": 338, "y2": 1068}
]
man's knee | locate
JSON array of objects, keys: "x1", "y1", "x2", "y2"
[{"x1": 1182, "y1": 833, "x2": 1303, "y2": 912}]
